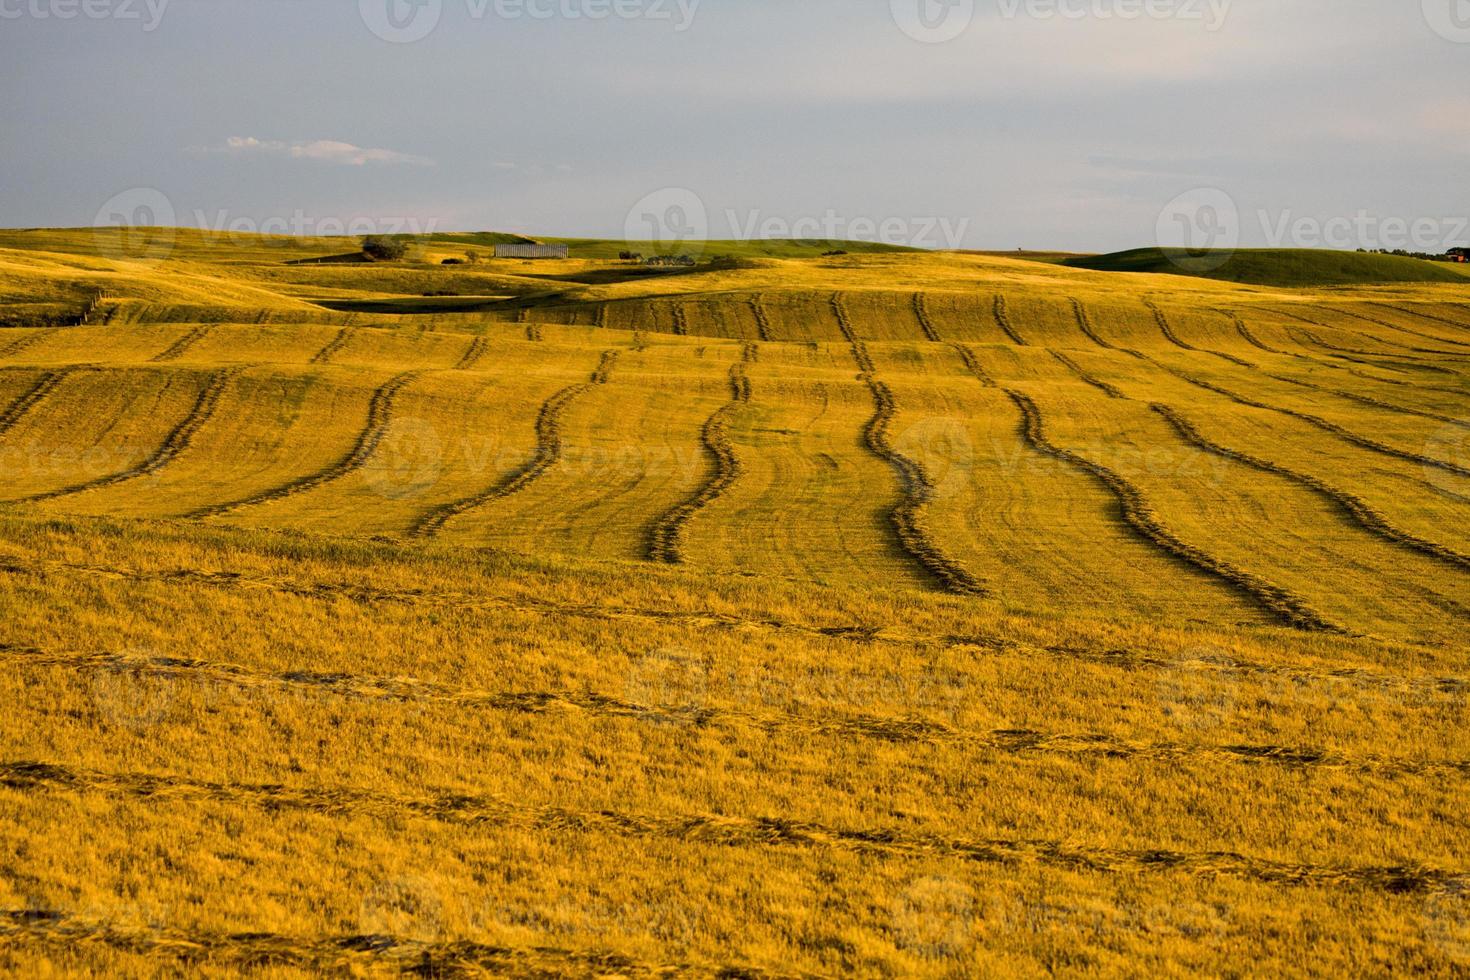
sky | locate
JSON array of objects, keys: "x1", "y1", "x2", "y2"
[{"x1": 1, "y1": 0, "x2": 1468, "y2": 252}]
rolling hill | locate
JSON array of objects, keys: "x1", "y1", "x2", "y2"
[
  {"x1": 1067, "y1": 247, "x2": 1470, "y2": 287},
  {"x1": 1, "y1": 230, "x2": 1469, "y2": 976}
]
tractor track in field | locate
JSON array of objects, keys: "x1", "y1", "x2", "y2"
[
  {"x1": 1227, "y1": 313, "x2": 1287, "y2": 355},
  {"x1": 0, "y1": 368, "x2": 89, "y2": 438},
  {"x1": 149, "y1": 325, "x2": 214, "y2": 363},
  {"x1": 834, "y1": 293, "x2": 989, "y2": 597},
  {"x1": 1153, "y1": 404, "x2": 1470, "y2": 578},
  {"x1": 914, "y1": 292, "x2": 942, "y2": 342},
  {"x1": 949, "y1": 342, "x2": 997, "y2": 387},
  {"x1": 4, "y1": 760, "x2": 1464, "y2": 894},
  {"x1": 309, "y1": 327, "x2": 355, "y2": 365},
  {"x1": 454, "y1": 335, "x2": 490, "y2": 370},
  {"x1": 672, "y1": 303, "x2": 689, "y2": 336},
  {"x1": 596, "y1": 303, "x2": 610, "y2": 329},
  {"x1": 1276, "y1": 308, "x2": 1464, "y2": 361},
  {"x1": 1005, "y1": 388, "x2": 1344, "y2": 634},
  {"x1": 1371, "y1": 302, "x2": 1470, "y2": 333},
  {"x1": 0, "y1": 331, "x2": 49, "y2": 360},
  {"x1": 9, "y1": 640, "x2": 1470, "y2": 779},
  {"x1": 749, "y1": 295, "x2": 773, "y2": 342},
  {"x1": 1256, "y1": 371, "x2": 1470, "y2": 430},
  {"x1": 1153, "y1": 364, "x2": 1470, "y2": 481},
  {"x1": 0, "y1": 911, "x2": 709, "y2": 980},
  {"x1": 1069, "y1": 298, "x2": 1126, "y2": 353},
  {"x1": 525, "y1": 319, "x2": 544, "y2": 342},
  {"x1": 1283, "y1": 328, "x2": 1431, "y2": 375},
  {"x1": 4, "y1": 553, "x2": 1463, "y2": 697},
  {"x1": 646, "y1": 362, "x2": 750, "y2": 564},
  {"x1": 19, "y1": 368, "x2": 245, "y2": 504},
  {"x1": 1332, "y1": 305, "x2": 1470, "y2": 352},
  {"x1": 1140, "y1": 299, "x2": 1258, "y2": 367},
  {"x1": 188, "y1": 371, "x2": 426, "y2": 520},
  {"x1": 1049, "y1": 350, "x2": 1126, "y2": 399},
  {"x1": 410, "y1": 352, "x2": 619, "y2": 538},
  {"x1": 993, "y1": 294, "x2": 1027, "y2": 345}
]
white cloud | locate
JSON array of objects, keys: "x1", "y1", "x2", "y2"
[{"x1": 195, "y1": 137, "x2": 434, "y2": 167}]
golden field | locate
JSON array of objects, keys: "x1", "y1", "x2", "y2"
[{"x1": 0, "y1": 228, "x2": 1468, "y2": 976}]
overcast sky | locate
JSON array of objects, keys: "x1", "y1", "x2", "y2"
[{"x1": 2, "y1": 0, "x2": 1468, "y2": 251}]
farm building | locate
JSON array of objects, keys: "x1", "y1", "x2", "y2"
[
  {"x1": 1449, "y1": 247, "x2": 1468, "y2": 263},
  {"x1": 495, "y1": 243, "x2": 570, "y2": 259}
]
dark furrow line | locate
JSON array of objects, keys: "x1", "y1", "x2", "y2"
[
  {"x1": 1153, "y1": 404, "x2": 1470, "y2": 577},
  {"x1": 993, "y1": 294, "x2": 1027, "y2": 345},
  {"x1": 1151, "y1": 364, "x2": 1470, "y2": 481},
  {"x1": 671, "y1": 304, "x2": 688, "y2": 336},
  {"x1": 0, "y1": 368, "x2": 87, "y2": 438},
  {"x1": 595, "y1": 303, "x2": 610, "y2": 329},
  {"x1": 6, "y1": 554, "x2": 1462, "y2": 696},
  {"x1": 19, "y1": 368, "x2": 245, "y2": 503},
  {"x1": 1049, "y1": 350, "x2": 1125, "y2": 399},
  {"x1": 831, "y1": 293, "x2": 986, "y2": 595},
  {"x1": 948, "y1": 343, "x2": 997, "y2": 387},
  {"x1": 1276, "y1": 308, "x2": 1461, "y2": 360},
  {"x1": 1371, "y1": 302, "x2": 1470, "y2": 333},
  {"x1": 913, "y1": 292, "x2": 942, "y2": 342},
  {"x1": 1258, "y1": 370, "x2": 1470, "y2": 430},
  {"x1": 4, "y1": 761, "x2": 1462, "y2": 893},
  {"x1": 1140, "y1": 301, "x2": 1258, "y2": 370},
  {"x1": 149, "y1": 325, "x2": 214, "y2": 364},
  {"x1": 188, "y1": 371, "x2": 425, "y2": 520},
  {"x1": 0, "y1": 331, "x2": 49, "y2": 360},
  {"x1": 646, "y1": 363, "x2": 749, "y2": 564},
  {"x1": 410, "y1": 352, "x2": 619, "y2": 538},
  {"x1": 1333, "y1": 305, "x2": 1470, "y2": 352},
  {"x1": 454, "y1": 335, "x2": 489, "y2": 371},
  {"x1": 0, "y1": 911, "x2": 706, "y2": 979},
  {"x1": 525, "y1": 320, "x2": 544, "y2": 342},
  {"x1": 11, "y1": 641, "x2": 1468, "y2": 778},
  {"x1": 1070, "y1": 302, "x2": 1146, "y2": 359},
  {"x1": 1282, "y1": 327, "x2": 1423, "y2": 374},
  {"x1": 1227, "y1": 313, "x2": 1287, "y2": 355},
  {"x1": 1144, "y1": 299, "x2": 1198, "y2": 352},
  {"x1": 750, "y1": 295, "x2": 773, "y2": 342},
  {"x1": 309, "y1": 327, "x2": 355, "y2": 365},
  {"x1": 741, "y1": 342, "x2": 759, "y2": 364},
  {"x1": 1004, "y1": 388, "x2": 1344, "y2": 633}
]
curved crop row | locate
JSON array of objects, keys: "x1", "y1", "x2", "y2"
[
  {"x1": 6, "y1": 760, "x2": 1462, "y2": 893},
  {"x1": 0, "y1": 368, "x2": 86, "y2": 438},
  {"x1": 1005, "y1": 388, "x2": 1343, "y2": 633},
  {"x1": 1334, "y1": 305, "x2": 1470, "y2": 352},
  {"x1": 1070, "y1": 298, "x2": 1118, "y2": 351},
  {"x1": 993, "y1": 294, "x2": 1027, "y2": 345},
  {"x1": 150, "y1": 324, "x2": 214, "y2": 364},
  {"x1": 671, "y1": 304, "x2": 688, "y2": 336},
  {"x1": 1156, "y1": 364, "x2": 1470, "y2": 480},
  {"x1": 309, "y1": 327, "x2": 356, "y2": 365},
  {"x1": 948, "y1": 342, "x2": 996, "y2": 387},
  {"x1": 456, "y1": 335, "x2": 490, "y2": 370},
  {"x1": 1260, "y1": 370, "x2": 1470, "y2": 431},
  {"x1": 1153, "y1": 403, "x2": 1470, "y2": 577},
  {"x1": 190, "y1": 370, "x2": 425, "y2": 519},
  {"x1": 411, "y1": 352, "x2": 620, "y2": 537},
  {"x1": 23, "y1": 368, "x2": 243, "y2": 503},
  {"x1": 1226, "y1": 313, "x2": 1288, "y2": 355},
  {"x1": 913, "y1": 292, "x2": 942, "y2": 342},
  {"x1": 861, "y1": 372, "x2": 989, "y2": 596},
  {"x1": 1049, "y1": 350, "x2": 1125, "y2": 399},
  {"x1": 1371, "y1": 302, "x2": 1470, "y2": 333},
  {"x1": 646, "y1": 363, "x2": 750, "y2": 563},
  {"x1": 749, "y1": 295, "x2": 773, "y2": 342},
  {"x1": 1145, "y1": 299, "x2": 1200, "y2": 352},
  {"x1": 0, "y1": 331, "x2": 49, "y2": 360}
]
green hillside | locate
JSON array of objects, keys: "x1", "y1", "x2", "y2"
[{"x1": 1068, "y1": 247, "x2": 1470, "y2": 287}]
